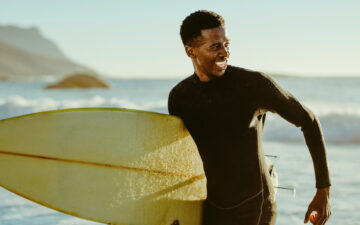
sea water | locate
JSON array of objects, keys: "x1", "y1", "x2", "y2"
[{"x1": 0, "y1": 76, "x2": 359, "y2": 225}]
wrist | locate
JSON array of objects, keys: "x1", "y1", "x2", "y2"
[{"x1": 317, "y1": 186, "x2": 330, "y2": 196}]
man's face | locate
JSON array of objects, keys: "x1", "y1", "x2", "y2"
[{"x1": 187, "y1": 26, "x2": 230, "y2": 81}]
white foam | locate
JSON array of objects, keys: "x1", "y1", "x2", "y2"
[
  {"x1": 1, "y1": 95, "x2": 359, "y2": 144},
  {"x1": 2, "y1": 205, "x2": 55, "y2": 220},
  {"x1": 0, "y1": 95, "x2": 168, "y2": 119},
  {"x1": 264, "y1": 111, "x2": 360, "y2": 144},
  {"x1": 304, "y1": 101, "x2": 360, "y2": 117},
  {"x1": 56, "y1": 218, "x2": 101, "y2": 225}
]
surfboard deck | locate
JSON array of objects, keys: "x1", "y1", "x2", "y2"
[
  {"x1": 0, "y1": 108, "x2": 278, "y2": 225},
  {"x1": 0, "y1": 108, "x2": 206, "y2": 225}
]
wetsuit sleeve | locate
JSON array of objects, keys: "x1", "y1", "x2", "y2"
[
  {"x1": 168, "y1": 88, "x2": 182, "y2": 117},
  {"x1": 258, "y1": 73, "x2": 331, "y2": 188}
]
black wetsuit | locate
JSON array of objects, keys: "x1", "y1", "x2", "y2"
[{"x1": 168, "y1": 65, "x2": 331, "y2": 225}]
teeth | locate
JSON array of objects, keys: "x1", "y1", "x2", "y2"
[{"x1": 216, "y1": 61, "x2": 226, "y2": 68}]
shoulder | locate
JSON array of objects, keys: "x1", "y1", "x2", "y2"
[
  {"x1": 227, "y1": 66, "x2": 287, "y2": 105},
  {"x1": 169, "y1": 75, "x2": 196, "y2": 100},
  {"x1": 227, "y1": 65, "x2": 263, "y2": 79},
  {"x1": 168, "y1": 75, "x2": 196, "y2": 116},
  {"x1": 226, "y1": 65, "x2": 273, "y2": 86}
]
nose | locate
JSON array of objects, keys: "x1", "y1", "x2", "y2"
[{"x1": 219, "y1": 45, "x2": 230, "y2": 58}]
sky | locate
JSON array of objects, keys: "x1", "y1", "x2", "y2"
[{"x1": 1, "y1": 0, "x2": 359, "y2": 78}]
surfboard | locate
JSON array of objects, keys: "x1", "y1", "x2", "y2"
[
  {"x1": 0, "y1": 108, "x2": 278, "y2": 225},
  {"x1": 0, "y1": 108, "x2": 206, "y2": 225}
]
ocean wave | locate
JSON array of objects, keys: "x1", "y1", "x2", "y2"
[
  {"x1": 55, "y1": 218, "x2": 100, "y2": 225},
  {"x1": 1, "y1": 203, "x2": 54, "y2": 220},
  {"x1": 264, "y1": 113, "x2": 360, "y2": 144},
  {"x1": 1, "y1": 96, "x2": 359, "y2": 144},
  {"x1": 0, "y1": 95, "x2": 167, "y2": 119},
  {"x1": 303, "y1": 101, "x2": 360, "y2": 117}
]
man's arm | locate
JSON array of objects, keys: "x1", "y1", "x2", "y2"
[
  {"x1": 257, "y1": 73, "x2": 331, "y2": 224},
  {"x1": 168, "y1": 87, "x2": 181, "y2": 117}
]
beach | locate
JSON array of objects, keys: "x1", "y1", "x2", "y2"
[{"x1": 0, "y1": 76, "x2": 359, "y2": 225}]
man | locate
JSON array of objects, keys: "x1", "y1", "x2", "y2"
[{"x1": 168, "y1": 10, "x2": 331, "y2": 225}]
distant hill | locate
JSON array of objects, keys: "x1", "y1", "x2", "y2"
[
  {"x1": 0, "y1": 41, "x2": 92, "y2": 80},
  {"x1": 0, "y1": 25, "x2": 67, "y2": 60},
  {"x1": 45, "y1": 73, "x2": 109, "y2": 89},
  {"x1": 0, "y1": 25, "x2": 95, "y2": 80}
]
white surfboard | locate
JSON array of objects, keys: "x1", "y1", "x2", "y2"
[
  {"x1": 0, "y1": 108, "x2": 278, "y2": 225},
  {"x1": 0, "y1": 108, "x2": 206, "y2": 225}
]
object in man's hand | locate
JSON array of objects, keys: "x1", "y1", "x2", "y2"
[{"x1": 310, "y1": 211, "x2": 318, "y2": 224}]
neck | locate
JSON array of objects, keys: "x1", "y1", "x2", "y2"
[
  {"x1": 194, "y1": 68, "x2": 225, "y2": 83},
  {"x1": 192, "y1": 62, "x2": 212, "y2": 82},
  {"x1": 195, "y1": 72, "x2": 212, "y2": 82}
]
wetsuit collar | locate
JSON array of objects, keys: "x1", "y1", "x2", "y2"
[{"x1": 192, "y1": 66, "x2": 231, "y2": 87}]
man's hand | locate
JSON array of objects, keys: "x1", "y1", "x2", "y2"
[{"x1": 304, "y1": 187, "x2": 331, "y2": 225}]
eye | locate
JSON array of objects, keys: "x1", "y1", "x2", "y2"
[
  {"x1": 211, "y1": 44, "x2": 221, "y2": 50},
  {"x1": 210, "y1": 42, "x2": 230, "y2": 51}
]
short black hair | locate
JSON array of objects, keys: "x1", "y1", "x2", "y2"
[{"x1": 180, "y1": 10, "x2": 225, "y2": 46}]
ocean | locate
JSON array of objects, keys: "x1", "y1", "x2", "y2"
[{"x1": 0, "y1": 76, "x2": 359, "y2": 225}]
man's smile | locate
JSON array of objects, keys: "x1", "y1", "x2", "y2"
[{"x1": 215, "y1": 60, "x2": 227, "y2": 70}]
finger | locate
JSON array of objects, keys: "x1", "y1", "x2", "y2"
[
  {"x1": 304, "y1": 209, "x2": 312, "y2": 223},
  {"x1": 313, "y1": 212, "x2": 321, "y2": 225},
  {"x1": 320, "y1": 213, "x2": 330, "y2": 225},
  {"x1": 323, "y1": 215, "x2": 330, "y2": 225},
  {"x1": 315, "y1": 214, "x2": 326, "y2": 225},
  {"x1": 320, "y1": 209, "x2": 331, "y2": 225},
  {"x1": 320, "y1": 217, "x2": 327, "y2": 225}
]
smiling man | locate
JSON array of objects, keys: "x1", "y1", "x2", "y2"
[{"x1": 168, "y1": 10, "x2": 331, "y2": 225}]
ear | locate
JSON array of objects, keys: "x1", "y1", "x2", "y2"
[{"x1": 185, "y1": 45, "x2": 196, "y2": 59}]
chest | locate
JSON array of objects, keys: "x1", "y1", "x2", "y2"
[{"x1": 183, "y1": 82, "x2": 259, "y2": 128}]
